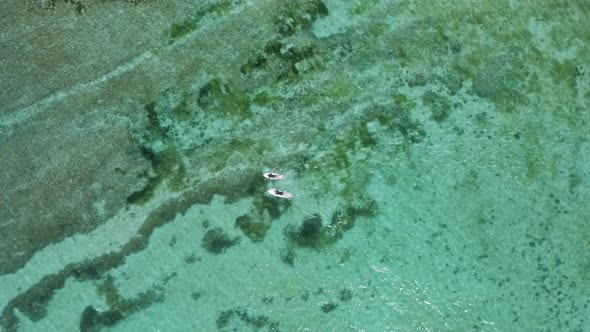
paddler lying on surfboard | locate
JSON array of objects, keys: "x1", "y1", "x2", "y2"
[
  {"x1": 268, "y1": 188, "x2": 293, "y2": 199},
  {"x1": 263, "y1": 168, "x2": 286, "y2": 180}
]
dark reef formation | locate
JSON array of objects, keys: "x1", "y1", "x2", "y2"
[
  {"x1": 216, "y1": 307, "x2": 280, "y2": 331},
  {"x1": 202, "y1": 227, "x2": 240, "y2": 254},
  {"x1": 285, "y1": 200, "x2": 377, "y2": 250},
  {"x1": 0, "y1": 170, "x2": 269, "y2": 331}
]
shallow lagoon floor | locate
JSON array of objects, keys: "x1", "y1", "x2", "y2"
[{"x1": 1, "y1": 0, "x2": 589, "y2": 331}]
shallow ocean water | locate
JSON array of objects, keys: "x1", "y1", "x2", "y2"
[{"x1": 1, "y1": 0, "x2": 589, "y2": 331}]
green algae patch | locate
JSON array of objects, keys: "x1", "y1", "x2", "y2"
[
  {"x1": 549, "y1": 59, "x2": 581, "y2": 92},
  {"x1": 251, "y1": 90, "x2": 281, "y2": 107},
  {"x1": 259, "y1": 38, "x2": 326, "y2": 82},
  {"x1": 127, "y1": 144, "x2": 185, "y2": 204},
  {"x1": 197, "y1": 78, "x2": 251, "y2": 117},
  {"x1": 339, "y1": 288, "x2": 353, "y2": 302},
  {"x1": 390, "y1": 114, "x2": 426, "y2": 144},
  {"x1": 352, "y1": 92, "x2": 425, "y2": 149},
  {"x1": 241, "y1": 2, "x2": 330, "y2": 83},
  {"x1": 143, "y1": 101, "x2": 167, "y2": 140},
  {"x1": 280, "y1": 247, "x2": 296, "y2": 266},
  {"x1": 274, "y1": 0, "x2": 329, "y2": 37},
  {"x1": 325, "y1": 78, "x2": 355, "y2": 100},
  {"x1": 128, "y1": 99, "x2": 190, "y2": 203},
  {"x1": 240, "y1": 54, "x2": 268, "y2": 75},
  {"x1": 392, "y1": 92, "x2": 416, "y2": 112},
  {"x1": 310, "y1": 119, "x2": 380, "y2": 176},
  {"x1": 466, "y1": 50, "x2": 529, "y2": 113},
  {"x1": 126, "y1": 173, "x2": 160, "y2": 204},
  {"x1": 170, "y1": 97, "x2": 194, "y2": 122},
  {"x1": 363, "y1": 4, "x2": 536, "y2": 113},
  {"x1": 169, "y1": 20, "x2": 199, "y2": 41},
  {"x1": 422, "y1": 90, "x2": 452, "y2": 123},
  {"x1": 167, "y1": 0, "x2": 238, "y2": 43},
  {"x1": 350, "y1": 0, "x2": 380, "y2": 16},
  {"x1": 367, "y1": 103, "x2": 426, "y2": 146}
]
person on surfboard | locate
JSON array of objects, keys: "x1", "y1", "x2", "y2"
[
  {"x1": 268, "y1": 188, "x2": 293, "y2": 199},
  {"x1": 263, "y1": 168, "x2": 286, "y2": 180}
]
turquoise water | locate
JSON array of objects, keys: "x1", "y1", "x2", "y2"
[{"x1": 1, "y1": 0, "x2": 589, "y2": 331}]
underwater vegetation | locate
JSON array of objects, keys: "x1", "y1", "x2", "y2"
[
  {"x1": 259, "y1": 38, "x2": 326, "y2": 82},
  {"x1": 197, "y1": 78, "x2": 251, "y2": 117},
  {"x1": 285, "y1": 199, "x2": 377, "y2": 250},
  {"x1": 116, "y1": 0, "x2": 338, "y2": 209},
  {"x1": 79, "y1": 273, "x2": 168, "y2": 331},
  {"x1": 422, "y1": 90, "x2": 453, "y2": 124},
  {"x1": 286, "y1": 213, "x2": 324, "y2": 248},
  {"x1": 274, "y1": 0, "x2": 328, "y2": 37},
  {"x1": 0, "y1": 172, "x2": 261, "y2": 331},
  {"x1": 234, "y1": 193, "x2": 292, "y2": 242},
  {"x1": 235, "y1": 195, "x2": 291, "y2": 242},
  {"x1": 338, "y1": 288, "x2": 353, "y2": 302},
  {"x1": 216, "y1": 307, "x2": 279, "y2": 331},
  {"x1": 202, "y1": 227, "x2": 240, "y2": 254},
  {"x1": 218, "y1": 171, "x2": 292, "y2": 242},
  {"x1": 235, "y1": 214, "x2": 267, "y2": 242},
  {"x1": 79, "y1": 305, "x2": 122, "y2": 332},
  {"x1": 236, "y1": 0, "x2": 329, "y2": 83},
  {"x1": 365, "y1": 100, "x2": 426, "y2": 147},
  {"x1": 168, "y1": 0, "x2": 237, "y2": 42},
  {"x1": 126, "y1": 101, "x2": 186, "y2": 204},
  {"x1": 320, "y1": 302, "x2": 338, "y2": 313},
  {"x1": 5, "y1": 0, "x2": 589, "y2": 330},
  {"x1": 30, "y1": 0, "x2": 168, "y2": 15}
]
